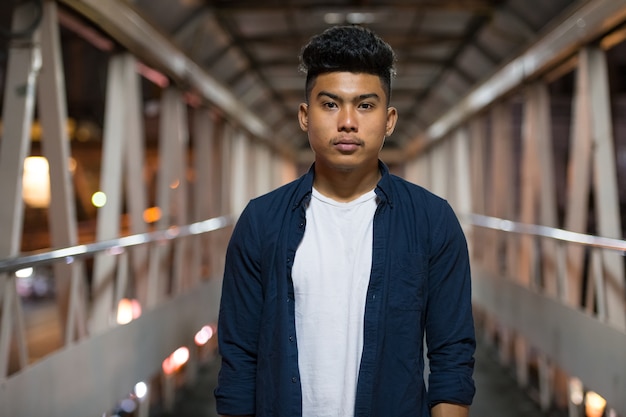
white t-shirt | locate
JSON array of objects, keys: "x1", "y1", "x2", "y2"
[{"x1": 292, "y1": 187, "x2": 378, "y2": 417}]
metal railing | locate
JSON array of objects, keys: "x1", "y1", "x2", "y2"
[
  {"x1": 465, "y1": 212, "x2": 626, "y2": 416},
  {"x1": 0, "y1": 215, "x2": 234, "y2": 273},
  {"x1": 466, "y1": 213, "x2": 626, "y2": 253},
  {"x1": 0, "y1": 214, "x2": 235, "y2": 417}
]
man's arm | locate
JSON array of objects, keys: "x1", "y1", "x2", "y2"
[
  {"x1": 425, "y1": 202, "x2": 476, "y2": 409},
  {"x1": 214, "y1": 204, "x2": 263, "y2": 416},
  {"x1": 431, "y1": 403, "x2": 469, "y2": 417}
]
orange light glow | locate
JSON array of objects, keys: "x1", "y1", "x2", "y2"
[
  {"x1": 143, "y1": 206, "x2": 162, "y2": 223},
  {"x1": 116, "y1": 298, "x2": 142, "y2": 325},
  {"x1": 585, "y1": 391, "x2": 607, "y2": 417},
  {"x1": 162, "y1": 347, "x2": 190, "y2": 375}
]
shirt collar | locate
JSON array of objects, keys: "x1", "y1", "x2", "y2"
[
  {"x1": 291, "y1": 160, "x2": 394, "y2": 210},
  {"x1": 374, "y1": 160, "x2": 393, "y2": 208}
]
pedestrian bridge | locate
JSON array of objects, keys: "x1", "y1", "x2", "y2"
[{"x1": 0, "y1": 1, "x2": 625, "y2": 416}]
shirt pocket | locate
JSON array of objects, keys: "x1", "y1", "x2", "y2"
[{"x1": 388, "y1": 252, "x2": 427, "y2": 311}]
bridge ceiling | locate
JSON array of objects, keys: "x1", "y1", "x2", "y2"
[
  {"x1": 133, "y1": 0, "x2": 583, "y2": 152},
  {"x1": 3, "y1": 0, "x2": 586, "y2": 155}
]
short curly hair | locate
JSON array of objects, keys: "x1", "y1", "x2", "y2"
[{"x1": 299, "y1": 25, "x2": 396, "y2": 104}]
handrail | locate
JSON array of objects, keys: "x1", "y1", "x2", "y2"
[
  {"x1": 5, "y1": 213, "x2": 619, "y2": 272},
  {"x1": 465, "y1": 213, "x2": 626, "y2": 253},
  {"x1": 0, "y1": 214, "x2": 235, "y2": 273}
]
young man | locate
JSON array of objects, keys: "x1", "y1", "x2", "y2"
[{"x1": 214, "y1": 25, "x2": 476, "y2": 417}]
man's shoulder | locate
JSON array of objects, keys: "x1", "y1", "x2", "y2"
[
  {"x1": 387, "y1": 174, "x2": 447, "y2": 206},
  {"x1": 247, "y1": 175, "x2": 310, "y2": 213}
]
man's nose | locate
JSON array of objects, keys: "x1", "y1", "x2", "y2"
[{"x1": 338, "y1": 107, "x2": 357, "y2": 132}]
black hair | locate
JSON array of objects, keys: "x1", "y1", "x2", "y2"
[{"x1": 299, "y1": 25, "x2": 396, "y2": 103}]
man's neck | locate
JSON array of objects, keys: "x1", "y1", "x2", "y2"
[{"x1": 313, "y1": 163, "x2": 381, "y2": 203}]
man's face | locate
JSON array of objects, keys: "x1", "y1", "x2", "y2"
[{"x1": 298, "y1": 72, "x2": 397, "y2": 173}]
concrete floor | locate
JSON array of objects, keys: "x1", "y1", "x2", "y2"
[
  {"x1": 160, "y1": 337, "x2": 560, "y2": 417},
  {"x1": 469, "y1": 338, "x2": 563, "y2": 417}
]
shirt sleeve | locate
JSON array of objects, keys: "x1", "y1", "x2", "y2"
[
  {"x1": 214, "y1": 202, "x2": 263, "y2": 416},
  {"x1": 425, "y1": 201, "x2": 476, "y2": 408}
]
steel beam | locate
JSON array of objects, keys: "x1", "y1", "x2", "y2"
[
  {"x1": 59, "y1": 0, "x2": 280, "y2": 150},
  {"x1": 423, "y1": 0, "x2": 626, "y2": 145},
  {"x1": 0, "y1": 0, "x2": 41, "y2": 378}
]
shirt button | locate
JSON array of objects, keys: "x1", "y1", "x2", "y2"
[
  {"x1": 289, "y1": 335, "x2": 294, "y2": 342},
  {"x1": 291, "y1": 377, "x2": 297, "y2": 383}
]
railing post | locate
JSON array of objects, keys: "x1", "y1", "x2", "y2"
[
  {"x1": 230, "y1": 129, "x2": 250, "y2": 217},
  {"x1": 452, "y1": 127, "x2": 472, "y2": 234},
  {"x1": 190, "y1": 108, "x2": 215, "y2": 285},
  {"x1": 37, "y1": 1, "x2": 86, "y2": 343},
  {"x1": 253, "y1": 142, "x2": 273, "y2": 197},
  {"x1": 468, "y1": 117, "x2": 487, "y2": 263},
  {"x1": 565, "y1": 49, "x2": 593, "y2": 311},
  {"x1": 121, "y1": 55, "x2": 150, "y2": 307},
  {"x1": 489, "y1": 100, "x2": 516, "y2": 366},
  {"x1": 91, "y1": 53, "x2": 137, "y2": 334},
  {"x1": 585, "y1": 45, "x2": 625, "y2": 330},
  {"x1": 0, "y1": 0, "x2": 41, "y2": 377}
]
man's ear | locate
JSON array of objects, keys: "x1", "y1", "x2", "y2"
[
  {"x1": 298, "y1": 103, "x2": 309, "y2": 132},
  {"x1": 386, "y1": 106, "x2": 398, "y2": 136}
]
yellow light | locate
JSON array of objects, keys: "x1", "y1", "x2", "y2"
[
  {"x1": 31, "y1": 120, "x2": 42, "y2": 141},
  {"x1": 91, "y1": 191, "x2": 107, "y2": 207},
  {"x1": 162, "y1": 346, "x2": 190, "y2": 375},
  {"x1": 15, "y1": 267, "x2": 34, "y2": 278},
  {"x1": 75, "y1": 122, "x2": 94, "y2": 142},
  {"x1": 116, "y1": 298, "x2": 142, "y2": 325},
  {"x1": 66, "y1": 118, "x2": 76, "y2": 139},
  {"x1": 68, "y1": 157, "x2": 77, "y2": 173},
  {"x1": 585, "y1": 391, "x2": 607, "y2": 417},
  {"x1": 23, "y1": 156, "x2": 51, "y2": 208}
]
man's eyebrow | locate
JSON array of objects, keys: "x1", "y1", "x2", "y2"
[
  {"x1": 317, "y1": 91, "x2": 340, "y2": 101},
  {"x1": 357, "y1": 93, "x2": 381, "y2": 101},
  {"x1": 316, "y1": 91, "x2": 381, "y2": 102}
]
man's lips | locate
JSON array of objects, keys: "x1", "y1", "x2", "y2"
[{"x1": 332, "y1": 137, "x2": 363, "y2": 152}]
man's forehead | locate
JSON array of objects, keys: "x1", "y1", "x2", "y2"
[{"x1": 310, "y1": 72, "x2": 385, "y2": 96}]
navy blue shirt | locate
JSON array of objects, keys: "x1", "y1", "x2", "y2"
[{"x1": 215, "y1": 161, "x2": 475, "y2": 417}]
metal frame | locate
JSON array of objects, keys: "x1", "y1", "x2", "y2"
[
  {"x1": 467, "y1": 212, "x2": 626, "y2": 415},
  {"x1": 59, "y1": 0, "x2": 283, "y2": 153},
  {"x1": 424, "y1": 0, "x2": 626, "y2": 144},
  {"x1": 1, "y1": 0, "x2": 624, "y2": 414},
  {"x1": 407, "y1": 5, "x2": 626, "y2": 412},
  {"x1": 0, "y1": 0, "x2": 43, "y2": 379},
  {"x1": 0, "y1": 1, "x2": 289, "y2": 414},
  {"x1": 472, "y1": 266, "x2": 626, "y2": 415}
]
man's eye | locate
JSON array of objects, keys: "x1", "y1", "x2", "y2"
[
  {"x1": 323, "y1": 102, "x2": 337, "y2": 109},
  {"x1": 360, "y1": 103, "x2": 373, "y2": 109}
]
